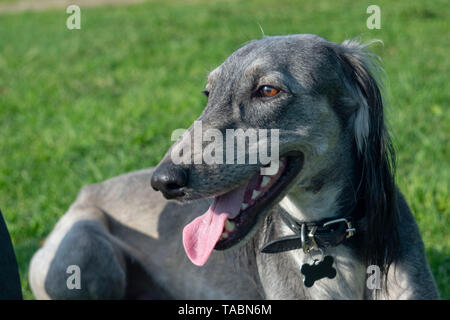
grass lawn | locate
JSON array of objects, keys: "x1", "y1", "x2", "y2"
[{"x1": 0, "y1": 0, "x2": 448, "y2": 299}]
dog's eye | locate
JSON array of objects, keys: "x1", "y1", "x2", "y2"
[
  {"x1": 257, "y1": 85, "x2": 279, "y2": 98},
  {"x1": 202, "y1": 90, "x2": 210, "y2": 97}
]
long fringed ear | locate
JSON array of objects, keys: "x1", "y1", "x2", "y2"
[{"x1": 335, "y1": 40, "x2": 399, "y2": 284}]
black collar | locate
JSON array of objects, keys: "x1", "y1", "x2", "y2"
[{"x1": 260, "y1": 208, "x2": 357, "y2": 254}]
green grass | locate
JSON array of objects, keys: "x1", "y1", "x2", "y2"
[{"x1": 0, "y1": 0, "x2": 448, "y2": 299}]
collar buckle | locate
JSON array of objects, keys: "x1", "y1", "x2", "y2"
[{"x1": 322, "y1": 218, "x2": 356, "y2": 239}]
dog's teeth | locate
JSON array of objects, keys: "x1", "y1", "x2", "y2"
[
  {"x1": 261, "y1": 176, "x2": 271, "y2": 188},
  {"x1": 225, "y1": 220, "x2": 235, "y2": 232},
  {"x1": 251, "y1": 190, "x2": 261, "y2": 200},
  {"x1": 241, "y1": 203, "x2": 248, "y2": 210},
  {"x1": 221, "y1": 232, "x2": 229, "y2": 239}
]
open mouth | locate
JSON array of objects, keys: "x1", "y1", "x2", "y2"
[{"x1": 182, "y1": 151, "x2": 303, "y2": 266}]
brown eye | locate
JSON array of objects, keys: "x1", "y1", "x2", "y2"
[{"x1": 258, "y1": 85, "x2": 279, "y2": 97}]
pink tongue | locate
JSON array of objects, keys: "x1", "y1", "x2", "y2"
[{"x1": 182, "y1": 183, "x2": 247, "y2": 266}]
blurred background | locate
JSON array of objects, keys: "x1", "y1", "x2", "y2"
[{"x1": 0, "y1": 0, "x2": 448, "y2": 299}]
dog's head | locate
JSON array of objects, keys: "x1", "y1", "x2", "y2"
[{"x1": 151, "y1": 34, "x2": 398, "y2": 270}]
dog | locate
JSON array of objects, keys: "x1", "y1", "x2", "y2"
[{"x1": 29, "y1": 34, "x2": 439, "y2": 299}]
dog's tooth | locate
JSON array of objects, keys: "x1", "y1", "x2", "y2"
[
  {"x1": 225, "y1": 220, "x2": 235, "y2": 232},
  {"x1": 241, "y1": 203, "x2": 248, "y2": 211},
  {"x1": 251, "y1": 190, "x2": 261, "y2": 200},
  {"x1": 221, "y1": 232, "x2": 228, "y2": 239},
  {"x1": 261, "y1": 176, "x2": 271, "y2": 188}
]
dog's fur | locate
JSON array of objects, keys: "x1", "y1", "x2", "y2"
[{"x1": 29, "y1": 34, "x2": 439, "y2": 299}]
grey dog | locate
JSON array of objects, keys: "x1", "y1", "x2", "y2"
[{"x1": 29, "y1": 34, "x2": 439, "y2": 299}]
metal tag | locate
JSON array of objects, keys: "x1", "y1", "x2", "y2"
[{"x1": 300, "y1": 255, "x2": 336, "y2": 288}]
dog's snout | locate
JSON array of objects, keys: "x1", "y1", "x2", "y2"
[{"x1": 151, "y1": 162, "x2": 188, "y2": 199}]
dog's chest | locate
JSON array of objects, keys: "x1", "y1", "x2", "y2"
[{"x1": 256, "y1": 223, "x2": 366, "y2": 299}]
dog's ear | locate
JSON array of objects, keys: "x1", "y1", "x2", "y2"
[{"x1": 335, "y1": 40, "x2": 399, "y2": 282}]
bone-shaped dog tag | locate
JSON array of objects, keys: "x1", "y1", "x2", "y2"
[{"x1": 301, "y1": 255, "x2": 336, "y2": 288}]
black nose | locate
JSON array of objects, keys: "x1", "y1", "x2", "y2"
[{"x1": 151, "y1": 162, "x2": 188, "y2": 199}]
